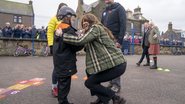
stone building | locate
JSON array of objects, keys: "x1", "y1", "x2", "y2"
[
  {"x1": 0, "y1": 0, "x2": 34, "y2": 27},
  {"x1": 160, "y1": 22, "x2": 185, "y2": 46},
  {"x1": 126, "y1": 7, "x2": 148, "y2": 35},
  {"x1": 76, "y1": 0, "x2": 148, "y2": 35},
  {"x1": 76, "y1": 0, "x2": 105, "y2": 29},
  {"x1": 162, "y1": 22, "x2": 181, "y2": 41}
]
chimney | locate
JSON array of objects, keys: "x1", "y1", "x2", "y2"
[
  {"x1": 126, "y1": 9, "x2": 133, "y2": 18},
  {"x1": 168, "y1": 22, "x2": 173, "y2": 31},
  {"x1": 133, "y1": 6, "x2": 142, "y2": 20},
  {"x1": 29, "y1": 0, "x2": 33, "y2": 5},
  {"x1": 78, "y1": 0, "x2": 84, "y2": 5}
]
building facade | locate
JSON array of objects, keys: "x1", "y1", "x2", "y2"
[
  {"x1": 76, "y1": 0, "x2": 148, "y2": 36},
  {"x1": 0, "y1": 0, "x2": 34, "y2": 27},
  {"x1": 160, "y1": 22, "x2": 185, "y2": 46}
]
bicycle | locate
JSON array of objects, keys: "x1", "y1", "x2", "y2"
[{"x1": 14, "y1": 45, "x2": 35, "y2": 56}]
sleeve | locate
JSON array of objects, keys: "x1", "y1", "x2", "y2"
[
  {"x1": 118, "y1": 6, "x2": 127, "y2": 45},
  {"x1": 47, "y1": 17, "x2": 57, "y2": 46},
  {"x1": 70, "y1": 45, "x2": 84, "y2": 52},
  {"x1": 63, "y1": 25, "x2": 99, "y2": 46}
]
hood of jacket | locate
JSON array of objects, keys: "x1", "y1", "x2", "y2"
[{"x1": 105, "y1": 2, "x2": 121, "y2": 10}]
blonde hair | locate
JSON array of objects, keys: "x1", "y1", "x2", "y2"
[{"x1": 81, "y1": 13, "x2": 115, "y2": 40}]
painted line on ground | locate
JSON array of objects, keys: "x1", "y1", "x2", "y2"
[{"x1": 0, "y1": 78, "x2": 45, "y2": 100}]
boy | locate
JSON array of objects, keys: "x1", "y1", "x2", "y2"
[{"x1": 53, "y1": 6, "x2": 83, "y2": 104}]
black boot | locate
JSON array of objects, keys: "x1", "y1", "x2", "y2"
[
  {"x1": 90, "y1": 98, "x2": 102, "y2": 104},
  {"x1": 143, "y1": 63, "x2": 150, "y2": 66},
  {"x1": 150, "y1": 57, "x2": 157, "y2": 69},
  {"x1": 112, "y1": 95, "x2": 126, "y2": 104}
]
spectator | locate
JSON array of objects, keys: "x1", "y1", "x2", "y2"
[
  {"x1": 31, "y1": 25, "x2": 38, "y2": 39},
  {"x1": 38, "y1": 26, "x2": 46, "y2": 40},
  {"x1": 22, "y1": 27, "x2": 32, "y2": 39},
  {"x1": 2, "y1": 22, "x2": 13, "y2": 37},
  {"x1": 13, "y1": 24, "x2": 22, "y2": 38},
  {"x1": 0, "y1": 27, "x2": 3, "y2": 37}
]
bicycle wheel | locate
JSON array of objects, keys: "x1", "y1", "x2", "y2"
[{"x1": 14, "y1": 49, "x2": 20, "y2": 57}]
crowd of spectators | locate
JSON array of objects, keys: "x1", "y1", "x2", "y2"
[{"x1": 0, "y1": 22, "x2": 47, "y2": 40}]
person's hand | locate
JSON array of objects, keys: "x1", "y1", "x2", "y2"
[
  {"x1": 116, "y1": 42, "x2": 122, "y2": 48},
  {"x1": 76, "y1": 29, "x2": 85, "y2": 37},
  {"x1": 82, "y1": 22, "x2": 90, "y2": 32},
  {"x1": 55, "y1": 28, "x2": 63, "y2": 37},
  {"x1": 153, "y1": 34, "x2": 158, "y2": 39}
]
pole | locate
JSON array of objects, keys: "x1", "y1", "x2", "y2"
[
  {"x1": 32, "y1": 28, "x2": 35, "y2": 56},
  {"x1": 131, "y1": 23, "x2": 135, "y2": 55}
]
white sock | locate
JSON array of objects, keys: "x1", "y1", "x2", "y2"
[{"x1": 52, "y1": 83, "x2": 57, "y2": 89}]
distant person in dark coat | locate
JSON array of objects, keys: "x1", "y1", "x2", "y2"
[
  {"x1": 2, "y1": 22, "x2": 13, "y2": 38},
  {"x1": 13, "y1": 24, "x2": 22, "y2": 38},
  {"x1": 101, "y1": 0, "x2": 127, "y2": 93},
  {"x1": 136, "y1": 22, "x2": 151, "y2": 66},
  {"x1": 38, "y1": 26, "x2": 46, "y2": 40}
]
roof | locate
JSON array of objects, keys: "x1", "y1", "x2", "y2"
[
  {"x1": 83, "y1": 1, "x2": 99, "y2": 12},
  {"x1": 0, "y1": 0, "x2": 34, "y2": 16}
]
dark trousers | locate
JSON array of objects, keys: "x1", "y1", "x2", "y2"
[
  {"x1": 51, "y1": 46, "x2": 58, "y2": 85},
  {"x1": 139, "y1": 46, "x2": 150, "y2": 63},
  {"x1": 58, "y1": 76, "x2": 71, "y2": 104},
  {"x1": 85, "y1": 62, "x2": 127, "y2": 103},
  {"x1": 52, "y1": 68, "x2": 58, "y2": 84}
]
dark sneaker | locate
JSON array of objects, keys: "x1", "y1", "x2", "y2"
[
  {"x1": 112, "y1": 96, "x2": 126, "y2": 104},
  {"x1": 136, "y1": 62, "x2": 140, "y2": 66},
  {"x1": 143, "y1": 63, "x2": 150, "y2": 66}
]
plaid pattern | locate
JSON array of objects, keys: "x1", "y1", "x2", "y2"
[
  {"x1": 63, "y1": 24, "x2": 126, "y2": 74},
  {"x1": 149, "y1": 44, "x2": 160, "y2": 55}
]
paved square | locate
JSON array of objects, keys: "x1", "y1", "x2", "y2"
[{"x1": 0, "y1": 55, "x2": 185, "y2": 104}]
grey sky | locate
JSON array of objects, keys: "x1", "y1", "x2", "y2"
[{"x1": 9, "y1": 0, "x2": 185, "y2": 32}]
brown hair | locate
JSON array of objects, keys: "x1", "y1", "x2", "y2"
[
  {"x1": 56, "y1": 3, "x2": 68, "y2": 16},
  {"x1": 81, "y1": 13, "x2": 115, "y2": 41}
]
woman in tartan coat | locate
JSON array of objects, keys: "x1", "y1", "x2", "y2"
[{"x1": 148, "y1": 22, "x2": 160, "y2": 69}]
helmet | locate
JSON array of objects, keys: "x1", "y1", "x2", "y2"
[{"x1": 57, "y1": 6, "x2": 76, "y2": 20}]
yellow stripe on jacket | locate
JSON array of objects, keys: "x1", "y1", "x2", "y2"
[{"x1": 47, "y1": 16, "x2": 61, "y2": 46}]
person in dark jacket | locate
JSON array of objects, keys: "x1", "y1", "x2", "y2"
[
  {"x1": 53, "y1": 6, "x2": 83, "y2": 104},
  {"x1": 136, "y1": 22, "x2": 150, "y2": 66},
  {"x1": 13, "y1": 24, "x2": 22, "y2": 38},
  {"x1": 38, "y1": 26, "x2": 46, "y2": 40},
  {"x1": 22, "y1": 27, "x2": 32, "y2": 39},
  {"x1": 101, "y1": 0, "x2": 126, "y2": 93},
  {"x1": 2, "y1": 22, "x2": 13, "y2": 38}
]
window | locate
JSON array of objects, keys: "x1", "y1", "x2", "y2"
[
  {"x1": 13, "y1": 16, "x2": 17, "y2": 23},
  {"x1": 13, "y1": 15, "x2": 22, "y2": 23}
]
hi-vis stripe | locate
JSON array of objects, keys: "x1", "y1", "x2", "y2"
[{"x1": 98, "y1": 37, "x2": 115, "y2": 66}]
